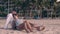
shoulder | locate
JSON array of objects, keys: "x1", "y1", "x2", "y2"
[
  {"x1": 8, "y1": 13, "x2": 12, "y2": 16},
  {"x1": 7, "y1": 13, "x2": 13, "y2": 17}
]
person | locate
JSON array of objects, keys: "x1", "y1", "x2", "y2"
[
  {"x1": 14, "y1": 14, "x2": 45, "y2": 33},
  {"x1": 13, "y1": 14, "x2": 33, "y2": 32},
  {"x1": 4, "y1": 10, "x2": 17, "y2": 29}
]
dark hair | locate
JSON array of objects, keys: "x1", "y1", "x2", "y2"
[
  {"x1": 13, "y1": 14, "x2": 18, "y2": 19},
  {"x1": 9, "y1": 11, "x2": 16, "y2": 13}
]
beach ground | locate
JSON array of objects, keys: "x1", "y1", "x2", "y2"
[{"x1": 0, "y1": 19, "x2": 60, "y2": 34}]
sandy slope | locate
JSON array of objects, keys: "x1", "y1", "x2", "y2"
[{"x1": 0, "y1": 19, "x2": 60, "y2": 34}]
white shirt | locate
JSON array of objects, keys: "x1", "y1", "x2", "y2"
[{"x1": 4, "y1": 13, "x2": 14, "y2": 29}]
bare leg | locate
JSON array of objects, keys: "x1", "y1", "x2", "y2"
[
  {"x1": 24, "y1": 21, "x2": 33, "y2": 32},
  {"x1": 25, "y1": 22, "x2": 33, "y2": 32},
  {"x1": 24, "y1": 22, "x2": 30, "y2": 33},
  {"x1": 33, "y1": 25, "x2": 45, "y2": 31}
]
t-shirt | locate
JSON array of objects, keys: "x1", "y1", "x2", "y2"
[{"x1": 16, "y1": 19, "x2": 24, "y2": 26}]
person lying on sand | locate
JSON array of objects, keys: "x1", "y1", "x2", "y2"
[{"x1": 14, "y1": 14, "x2": 45, "y2": 33}]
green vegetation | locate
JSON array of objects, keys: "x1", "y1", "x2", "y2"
[{"x1": 0, "y1": 0, "x2": 60, "y2": 18}]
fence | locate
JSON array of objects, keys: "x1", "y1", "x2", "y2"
[{"x1": 0, "y1": 0, "x2": 60, "y2": 19}]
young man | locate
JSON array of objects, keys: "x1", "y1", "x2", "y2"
[{"x1": 4, "y1": 10, "x2": 17, "y2": 29}]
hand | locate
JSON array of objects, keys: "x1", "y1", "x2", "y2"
[{"x1": 14, "y1": 15, "x2": 18, "y2": 19}]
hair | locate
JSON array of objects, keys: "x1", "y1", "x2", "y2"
[
  {"x1": 9, "y1": 9, "x2": 16, "y2": 13},
  {"x1": 13, "y1": 14, "x2": 19, "y2": 19}
]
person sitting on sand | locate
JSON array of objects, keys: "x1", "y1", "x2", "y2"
[{"x1": 4, "y1": 10, "x2": 17, "y2": 30}]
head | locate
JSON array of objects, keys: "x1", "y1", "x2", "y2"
[
  {"x1": 13, "y1": 14, "x2": 19, "y2": 19},
  {"x1": 11, "y1": 10, "x2": 18, "y2": 19},
  {"x1": 12, "y1": 10, "x2": 17, "y2": 15}
]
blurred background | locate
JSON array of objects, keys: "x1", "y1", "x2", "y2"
[{"x1": 0, "y1": 0, "x2": 60, "y2": 19}]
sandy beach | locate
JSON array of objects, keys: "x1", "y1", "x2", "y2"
[{"x1": 0, "y1": 19, "x2": 60, "y2": 34}]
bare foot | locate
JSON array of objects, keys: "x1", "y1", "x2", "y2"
[{"x1": 36, "y1": 26, "x2": 45, "y2": 31}]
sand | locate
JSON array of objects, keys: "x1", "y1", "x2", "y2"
[{"x1": 0, "y1": 19, "x2": 60, "y2": 34}]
